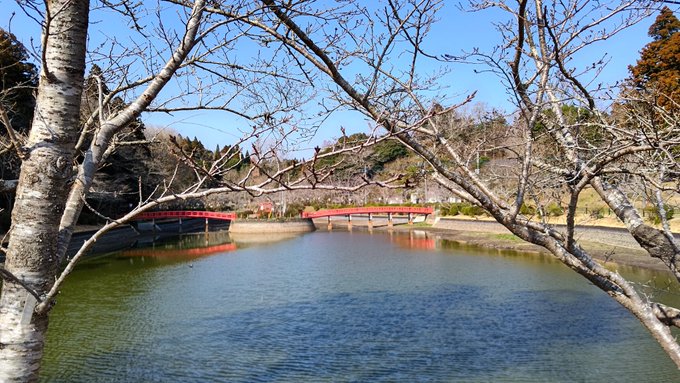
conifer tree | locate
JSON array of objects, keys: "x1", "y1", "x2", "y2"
[
  {"x1": 628, "y1": 6, "x2": 680, "y2": 110},
  {"x1": 0, "y1": 28, "x2": 37, "y2": 134}
]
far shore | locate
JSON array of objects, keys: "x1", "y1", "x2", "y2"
[
  {"x1": 314, "y1": 216, "x2": 676, "y2": 274},
  {"x1": 2, "y1": 215, "x2": 674, "y2": 274}
]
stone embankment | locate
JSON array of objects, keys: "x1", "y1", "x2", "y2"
[
  {"x1": 66, "y1": 218, "x2": 224, "y2": 257},
  {"x1": 228, "y1": 219, "x2": 316, "y2": 234},
  {"x1": 432, "y1": 217, "x2": 656, "y2": 249},
  {"x1": 429, "y1": 217, "x2": 676, "y2": 271}
]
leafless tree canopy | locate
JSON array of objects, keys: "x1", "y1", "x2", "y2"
[
  {"x1": 220, "y1": 0, "x2": 680, "y2": 367},
  {"x1": 1, "y1": 0, "x2": 680, "y2": 380}
]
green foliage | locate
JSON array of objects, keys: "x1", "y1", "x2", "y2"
[
  {"x1": 344, "y1": 132, "x2": 368, "y2": 143},
  {"x1": 441, "y1": 203, "x2": 460, "y2": 216},
  {"x1": 494, "y1": 234, "x2": 522, "y2": 242},
  {"x1": 644, "y1": 204, "x2": 675, "y2": 224},
  {"x1": 372, "y1": 139, "x2": 409, "y2": 165},
  {"x1": 459, "y1": 203, "x2": 485, "y2": 217},
  {"x1": 440, "y1": 202, "x2": 488, "y2": 217},
  {"x1": 533, "y1": 104, "x2": 598, "y2": 141},
  {"x1": 519, "y1": 203, "x2": 536, "y2": 216},
  {"x1": 0, "y1": 29, "x2": 37, "y2": 192},
  {"x1": 404, "y1": 164, "x2": 421, "y2": 179},
  {"x1": 315, "y1": 146, "x2": 341, "y2": 169},
  {"x1": 238, "y1": 210, "x2": 255, "y2": 219},
  {"x1": 0, "y1": 28, "x2": 37, "y2": 135},
  {"x1": 589, "y1": 208, "x2": 604, "y2": 219},
  {"x1": 284, "y1": 202, "x2": 305, "y2": 217},
  {"x1": 544, "y1": 202, "x2": 564, "y2": 217}
]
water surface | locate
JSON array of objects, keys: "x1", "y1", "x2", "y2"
[{"x1": 40, "y1": 230, "x2": 680, "y2": 382}]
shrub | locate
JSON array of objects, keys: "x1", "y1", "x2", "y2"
[
  {"x1": 460, "y1": 203, "x2": 485, "y2": 216},
  {"x1": 238, "y1": 210, "x2": 254, "y2": 219},
  {"x1": 544, "y1": 202, "x2": 564, "y2": 217},
  {"x1": 590, "y1": 208, "x2": 604, "y2": 219},
  {"x1": 441, "y1": 203, "x2": 460, "y2": 216},
  {"x1": 284, "y1": 202, "x2": 305, "y2": 217},
  {"x1": 519, "y1": 203, "x2": 536, "y2": 216},
  {"x1": 644, "y1": 204, "x2": 675, "y2": 225},
  {"x1": 447, "y1": 203, "x2": 460, "y2": 216}
]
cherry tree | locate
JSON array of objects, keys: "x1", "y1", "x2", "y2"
[
  {"x1": 231, "y1": 0, "x2": 680, "y2": 367},
  {"x1": 0, "y1": 1, "x2": 401, "y2": 380}
]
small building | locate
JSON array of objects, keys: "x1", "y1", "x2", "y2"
[{"x1": 259, "y1": 201, "x2": 274, "y2": 214}]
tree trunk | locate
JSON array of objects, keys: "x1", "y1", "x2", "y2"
[{"x1": 0, "y1": 1, "x2": 89, "y2": 381}]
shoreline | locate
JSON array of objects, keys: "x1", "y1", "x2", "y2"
[
  {"x1": 2, "y1": 215, "x2": 672, "y2": 274},
  {"x1": 315, "y1": 216, "x2": 673, "y2": 273},
  {"x1": 407, "y1": 222, "x2": 670, "y2": 273}
]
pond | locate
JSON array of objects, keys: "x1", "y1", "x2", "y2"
[{"x1": 40, "y1": 230, "x2": 680, "y2": 382}]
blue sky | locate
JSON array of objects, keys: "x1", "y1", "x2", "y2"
[{"x1": 3, "y1": 2, "x2": 678, "y2": 158}]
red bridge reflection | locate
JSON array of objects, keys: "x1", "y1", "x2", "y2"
[
  {"x1": 121, "y1": 242, "x2": 237, "y2": 259},
  {"x1": 390, "y1": 232, "x2": 437, "y2": 250}
]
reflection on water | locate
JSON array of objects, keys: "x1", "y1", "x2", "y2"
[
  {"x1": 229, "y1": 231, "x2": 304, "y2": 247},
  {"x1": 40, "y1": 230, "x2": 680, "y2": 382},
  {"x1": 434, "y1": 234, "x2": 680, "y2": 309},
  {"x1": 123, "y1": 231, "x2": 237, "y2": 260},
  {"x1": 387, "y1": 230, "x2": 437, "y2": 250}
]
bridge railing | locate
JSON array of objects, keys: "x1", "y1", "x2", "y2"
[
  {"x1": 132, "y1": 207, "x2": 431, "y2": 221},
  {"x1": 302, "y1": 206, "x2": 433, "y2": 219},
  {"x1": 133, "y1": 210, "x2": 237, "y2": 221}
]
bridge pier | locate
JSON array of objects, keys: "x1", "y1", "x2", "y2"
[
  {"x1": 327, "y1": 216, "x2": 333, "y2": 231},
  {"x1": 205, "y1": 217, "x2": 209, "y2": 233},
  {"x1": 179, "y1": 218, "x2": 182, "y2": 233},
  {"x1": 299, "y1": 206, "x2": 433, "y2": 229}
]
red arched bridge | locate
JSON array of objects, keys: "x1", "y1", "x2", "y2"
[
  {"x1": 132, "y1": 210, "x2": 236, "y2": 232},
  {"x1": 134, "y1": 210, "x2": 237, "y2": 221},
  {"x1": 302, "y1": 206, "x2": 433, "y2": 228},
  {"x1": 132, "y1": 206, "x2": 432, "y2": 231}
]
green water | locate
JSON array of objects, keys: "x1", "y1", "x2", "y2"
[{"x1": 40, "y1": 230, "x2": 680, "y2": 382}]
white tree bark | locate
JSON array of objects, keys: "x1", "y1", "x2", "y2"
[
  {"x1": 0, "y1": 1, "x2": 90, "y2": 381},
  {"x1": 56, "y1": 0, "x2": 206, "y2": 264},
  {"x1": 255, "y1": 0, "x2": 680, "y2": 368}
]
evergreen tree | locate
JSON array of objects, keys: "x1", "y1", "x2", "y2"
[
  {"x1": 0, "y1": 28, "x2": 37, "y2": 134},
  {"x1": 80, "y1": 66, "x2": 153, "y2": 213},
  {"x1": 0, "y1": 30, "x2": 37, "y2": 216},
  {"x1": 628, "y1": 6, "x2": 680, "y2": 110}
]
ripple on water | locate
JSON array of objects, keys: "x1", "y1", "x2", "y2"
[{"x1": 40, "y1": 232, "x2": 680, "y2": 382}]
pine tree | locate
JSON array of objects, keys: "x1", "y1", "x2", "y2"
[
  {"x1": 0, "y1": 28, "x2": 37, "y2": 134},
  {"x1": 628, "y1": 6, "x2": 680, "y2": 110}
]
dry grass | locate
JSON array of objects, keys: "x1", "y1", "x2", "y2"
[{"x1": 442, "y1": 186, "x2": 680, "y2": 232}]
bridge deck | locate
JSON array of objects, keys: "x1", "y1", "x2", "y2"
[
  {"x1": 134, "y1": 210, "x2": 236, "y2": 221},
  {"x1": 302, "y1": 206, "x2": 433, "y2": 219},
  {"x1": 133, "y1": 207, "x2": 432, "y2": 221}
]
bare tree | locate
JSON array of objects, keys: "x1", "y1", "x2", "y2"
[
  {"x1": 234, "y1": 0, "x2": 680, "y2": 367},
  {"x1": 0, "y1": 1, "x2": 403, "y2": 380},
  {"x1": 2, "y1": 0, "x2": 677, "y2": 379}
]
